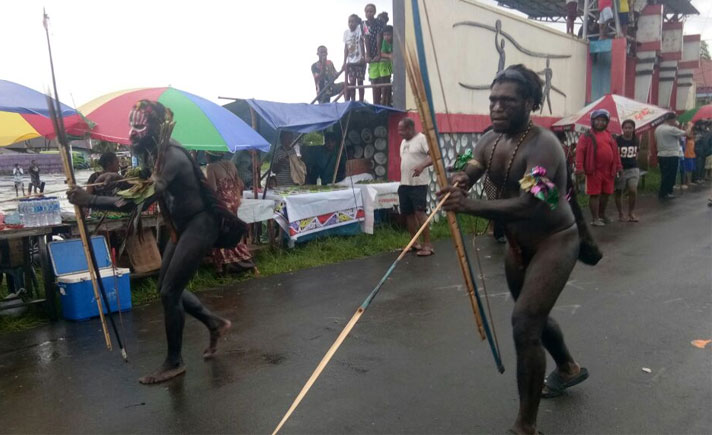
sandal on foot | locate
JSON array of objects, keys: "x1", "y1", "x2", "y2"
[
  {"x1": 416, "y1": 247, "x2": 434, "y2": 257},
  {"x1": 628, "y1": 215, "x2": 639, "y2": 222},
  {"x1": 541, "y1": 367, "x2": 589, "y2": 398},
  {"x1": 399, "y1": 244, "x2": 422, "y2": 253}
]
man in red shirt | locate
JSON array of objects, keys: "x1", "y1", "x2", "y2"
[{"x1": 575, "y1": 109, "x2": 622, "y2": 226}]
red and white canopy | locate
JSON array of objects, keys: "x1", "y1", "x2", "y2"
[{"x1": 552, "y1": 94, "x2": 670, "y2": 135}]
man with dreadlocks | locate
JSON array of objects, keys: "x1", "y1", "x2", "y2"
[
  {"x1": 438, "y1": 65, "x2": 590, "y2": 435},
  {"x1": 68, "y1": 100, "x2": 233, "y2": 384}
]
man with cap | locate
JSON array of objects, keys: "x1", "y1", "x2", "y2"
[
  {"x1": 575, "y1": 109, "x2": 622, "y2": 226},
  {"x1": 654, "y1": 112, "x2": 692, "y2": 199}
]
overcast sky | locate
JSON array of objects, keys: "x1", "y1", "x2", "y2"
[{"x1": 1, "y1": 0, "x2": 710, "y2": 109}]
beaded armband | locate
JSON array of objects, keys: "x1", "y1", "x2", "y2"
[{"x1": 518, "y1": 166, "x2": 559, "y2": 210}]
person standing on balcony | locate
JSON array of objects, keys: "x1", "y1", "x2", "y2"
[
  {"x1": 598, "y1": 0, "x2": 614, "y2": 39},
  {"x1": 566, "y1": 0, "x2": 578, "y2": 35},
  {"x1": 362, "y1": 3, "x2": 384, "y2": 105},
  {"x1": 12, "y1": 163, "x2": 25, "y2": 197},
  {"x1": 343, "y1": 14, "x2": 365, "y2": 102}
]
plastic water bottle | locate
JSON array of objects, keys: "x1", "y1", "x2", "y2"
[
  {"x1": 40, "y1": 199, "x2": 49, "y2": 227},
  {"x1": 35, "y1": 199, "x2": 43, "y2": 227},
  {"x1": 31, "y1": 199, "x2": 41, "y2": 227},
  {"x1": 24, "y1": 199, "x2": 35, "y2": 227},
  {"x1": 50, "y1": 197, "x2": 62, "y2": 225},
  {"x1": 18, "y1": 200, "x2": 26, "y2": 226}
]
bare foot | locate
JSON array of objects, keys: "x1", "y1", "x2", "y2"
[
  {"x1": 138, "y1": 362, "x2": 186, "y2": 384},
  {"x1": 203, "y1": 318, "x2": 232, "y2": 359},
  {"x1": 618, "y1": 213, "x2": 626, "y2": 222},
  {"x1": 628, "y1": 214, "x2": 639, "y2": 222},
  {"x1": 509, "y1": 423, "x2": 537, "y2": 434}
]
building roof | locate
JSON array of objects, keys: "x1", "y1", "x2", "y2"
[
  {"x1": 494, "y1": 0, "x2": 699, "y2": 19},
  {"x1": 694, "y1": 59, "x2": 712, "y2": 91}
]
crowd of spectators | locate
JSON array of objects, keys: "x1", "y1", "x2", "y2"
[
  {"x1": 311, "y1": 3, "x2": 393, "y2": 106},
  {"x1": 574, "y1": 110, "x2": 712, "y2": 227}
]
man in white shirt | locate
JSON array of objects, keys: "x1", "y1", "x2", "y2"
[
  {"x1": 398, "y1": 117, "x2": 433, "y2": 256},
  {"x1": 12, "y1": 163, "x2": 25, "y2": 197},
  {"x1": 654, "y1": 113, "x2": 691, "y2": 199}
]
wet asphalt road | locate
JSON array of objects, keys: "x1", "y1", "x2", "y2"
[{"x1": 0, "y1": 187, "x2": 710, "y2": 434}]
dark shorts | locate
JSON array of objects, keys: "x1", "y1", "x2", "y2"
[
  {"x1": 683, "y1": 158, "x2": 696, "y2": 172},
  {"x1": 618, "y1": 12, "x2": 629, "y2": 25},
  {"x1": 566, "y1": 2, "x2": 578, "y2": 20},
  {"x1": 347, "y1": 63, "x2": 365, "y2": 81},
  {"x1": 398, "y1": 185, "x2": 428, "y2": 215}
]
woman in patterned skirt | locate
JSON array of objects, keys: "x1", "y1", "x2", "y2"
[{"x1": 205, "y1": 152, "x2": 254, "y2": 274}]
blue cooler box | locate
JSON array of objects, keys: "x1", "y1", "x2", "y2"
[{"x1": 49, "y1": 236, "x2": 132, "y2": 321}]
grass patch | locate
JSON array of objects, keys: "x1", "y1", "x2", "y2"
[
  {"x1": 0, "y1": 308, "x2": 48, "y2": 333},
  {"x1": 640, "y1": 167, "x2": 661, "y2": 194}
]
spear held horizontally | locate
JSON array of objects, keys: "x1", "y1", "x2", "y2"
[
  {"x1": 272, "y1": 189, "x2": 456, "y2": 435},
  {"x1": 43, "y1": 9, "x2": 127, "y2": 361}
]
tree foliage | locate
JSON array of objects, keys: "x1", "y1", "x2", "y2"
[
  {"x1": 701, "y1": 40, "x2": 711, "y2": 61},
  {"x1": 92, "y1": 140, "x2": 118, "y2": 154}
]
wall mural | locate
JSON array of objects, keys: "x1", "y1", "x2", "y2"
[{"x1": 454, "y1": 20, "x2": 570, "y2": 114}]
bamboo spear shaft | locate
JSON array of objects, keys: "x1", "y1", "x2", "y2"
[
  {"x1": 272, "y1": 189, "x2": 454, "y2": 435},
  {"x1": 402, "y1": 44, "x2": 485, "y2": 340},
  {"x1": 405, "y1": 0, "x2": 504, "y2": 373},
  {"x1": 43, "y1": 9, "x2": 127, "y2": 360}
]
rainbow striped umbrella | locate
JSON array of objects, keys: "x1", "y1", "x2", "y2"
[
  {"x1": 80, "y1": 87, "x2": 269, "y2": 152},
  {"x1": 0, "y1": 79, "x2": 90, "y2": 146}
]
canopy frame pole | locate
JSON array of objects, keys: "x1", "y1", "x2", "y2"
[
  {"x1": 583, "y1": 0, "x2": 591, "y2": 40},
  {"x1": 249, "y1": 107, "x2": 260, "y2": 199},
  {"x1": 310, "y1": 68, "x2": 345, "y2": 105},
  {"x1": 612, "y1": 0, "x2": 622, "y2": 38},
  {"x1": 331, "y1": 111, "x2": 352, "y2": 185}
]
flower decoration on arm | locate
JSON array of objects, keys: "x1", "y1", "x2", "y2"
[{"x1": 519, "y1": 166, "x2": 559, "y2": 210}]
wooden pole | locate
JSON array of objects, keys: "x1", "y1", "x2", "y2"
[
  {"x1": 331, "y1": 111, "x2": 352, "y2": 185},
  {"x1": 56, "y1": 140, "x2": 112, "y2": 349},
  {"x1": 406, "y1": 0, "x2": 504, "y2": 373},
  {"x1": 249, "y1": 108, "x2": 260, "y2": 199},
  {"x1": 272, "y1": 190, "x2": 453, "y2": 435},
  {"x1": 345, "y1": 83, "x2": 393, "y2": 90},
  {"x1": 43, "y1": 9, "x2": 127, "y2": 361},
  {"x1": 310, "y1": 68, "x2": 345, "y2": 104},
  {"x1": 402, "y1": 45, "x2": 484, "y2": 339}
]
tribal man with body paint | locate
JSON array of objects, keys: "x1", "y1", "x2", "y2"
[
  {"x1": 438, "y1": 65, "x2": 589, "y2": 435},
  {"x1": 68, "y1": 100, "x2": 232, "y2": 384}
]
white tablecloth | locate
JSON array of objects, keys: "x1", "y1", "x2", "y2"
[
  {"x1": 242, "y1": 182, "x2": 399, "y2": 238},
  {"x1": 247, "y1": 188, "x2": 364, "y2": 243},
  {"x1": 237, "y1": 198, "x2": 277, "y2": 223},
  {"x1": 352, "y1": 182, "x2": 400, "y2": 234}
]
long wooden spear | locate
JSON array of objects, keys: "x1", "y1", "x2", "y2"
[
  {"x1": 272, "y1": 189, "x2": 455, "y2": 434},
  {"x1": 405, "y1": 0, "x2": 504, "y2": 373},
  {"x1": 43, "y1": 9, "x2": 127, "y2": 361}
]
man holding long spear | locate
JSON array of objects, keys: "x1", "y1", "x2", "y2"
[
  {"x1": 438, "y1": 64, "x2": 589, "y2": 435},
  {"x1": 68, "y1": 100, "x2": 233, "y2": 384}
]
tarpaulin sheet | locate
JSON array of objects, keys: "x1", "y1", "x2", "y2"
[{"x1": 245, "y1": 99, "x2": 402, "y2": 133}]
